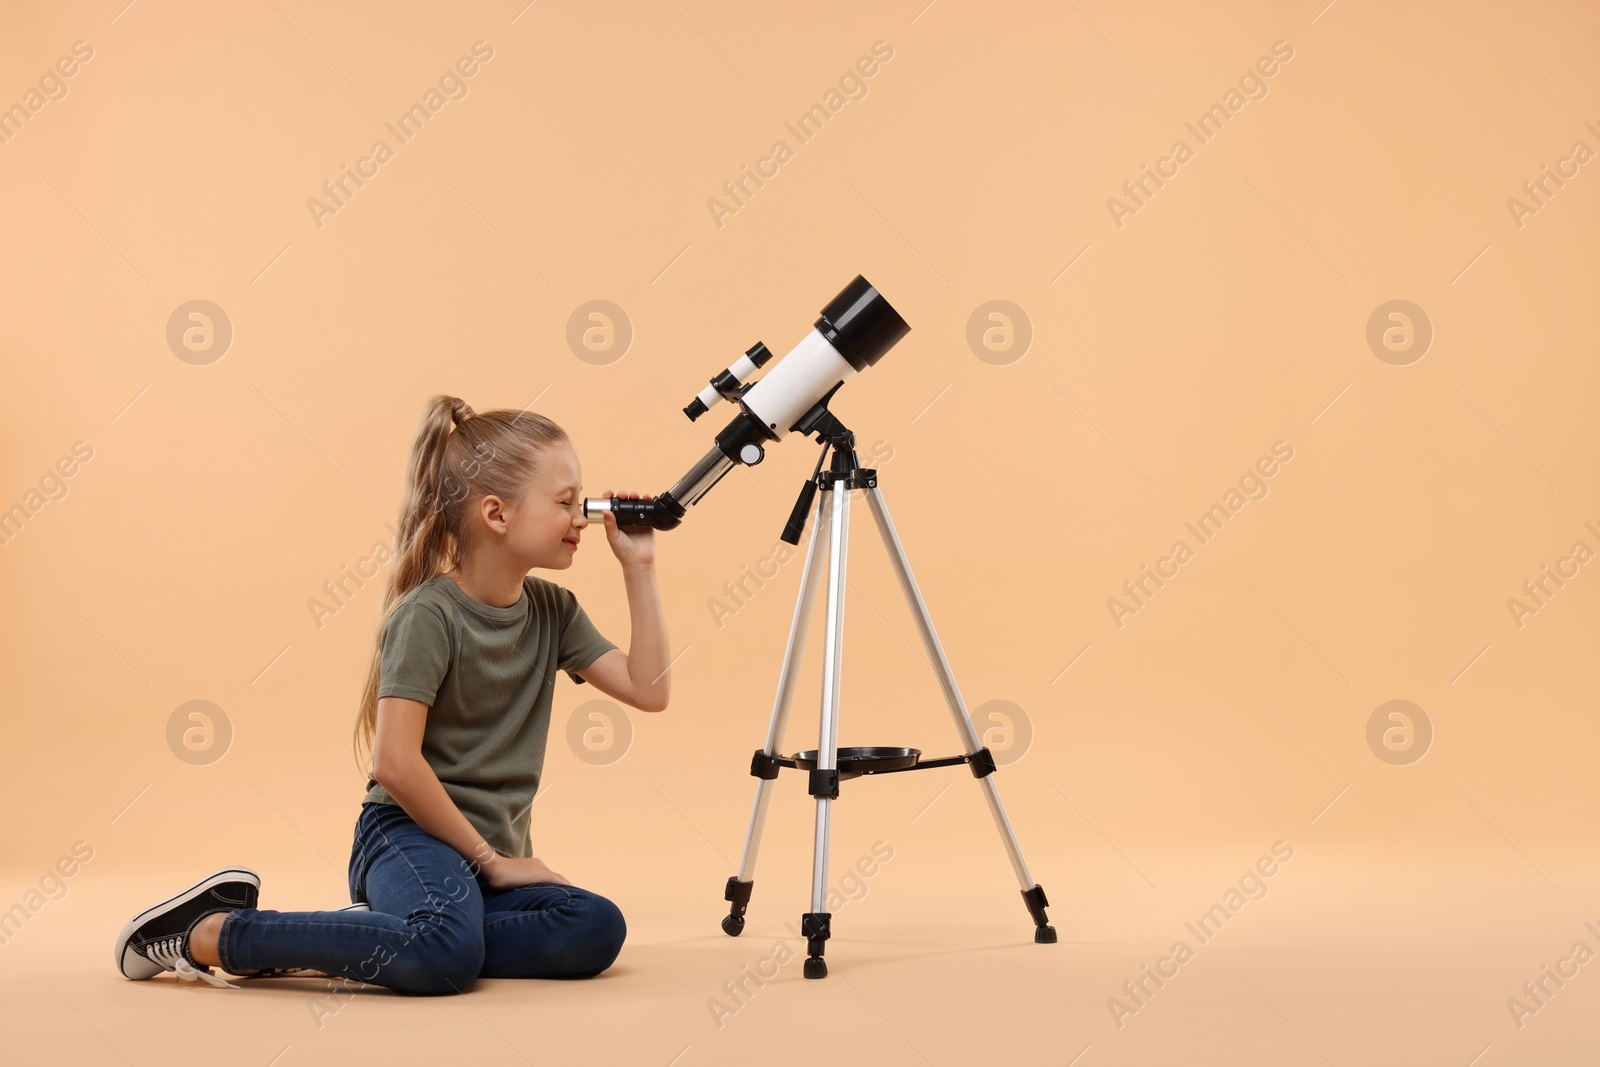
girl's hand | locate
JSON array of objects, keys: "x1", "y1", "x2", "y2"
[
  {"x1": 599, "y1": 490, "x2": 656, "y2": 567},
  {"x1": 483, "y1": 855, "x2": 571, "y2": 891}
]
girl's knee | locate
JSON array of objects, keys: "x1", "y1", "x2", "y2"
[{"x1": 575, "y1": 892, "x2": 627, "y2": 975}]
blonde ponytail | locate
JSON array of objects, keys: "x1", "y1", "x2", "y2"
[{"x1": 352, "y1": 395, "x2": 568, "y2": 773}]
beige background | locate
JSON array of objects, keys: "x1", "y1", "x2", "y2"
[{"x1": 1, "y1": 0, "x2": 1596, "y2": 1064}]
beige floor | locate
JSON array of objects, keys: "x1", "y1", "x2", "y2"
[{"x1": 5, "y1": 834, "x2": 1597, "y2": 1066}]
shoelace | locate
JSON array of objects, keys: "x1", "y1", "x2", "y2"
[
  {"x1": 243, "y1": 966, "x2": 333, "y2": 979},
  {"x1": 142, "y1": 932, "x2": 240, "y2": 989}
]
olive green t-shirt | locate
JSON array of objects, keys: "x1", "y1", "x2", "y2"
[{"x1": 363, "y1": 573, "x2": 618, "y2": 859}]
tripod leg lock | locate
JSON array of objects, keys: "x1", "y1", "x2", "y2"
[
  {"x1": 749, "y1": 749, "x2": 782, "y2": 780},
  {"x1": 1021, "y1": 883, "x2": 1049, "y2": 922},
  {"x1": 724, "y1": 876, "x2": 754, "y2": 914},
  {"x1": 801, "y1": 911, "x2": 831, "y2": 956},
  {"x1": 808, "y1": 768, "x2": 840, "y2": 799},
  {"x1": 968, "y1": 746, "x2": 998, "y2": 779}
]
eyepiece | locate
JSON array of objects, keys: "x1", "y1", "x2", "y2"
[{"x1": 582, "y1": 493, "x2": 685, "y2": 530}]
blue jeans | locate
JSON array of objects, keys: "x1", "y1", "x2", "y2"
[{"x1": 216, "y1": 801, "x2": 626, "y2": 995}]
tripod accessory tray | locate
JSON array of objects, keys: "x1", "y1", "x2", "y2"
[
  {"x1": 791, "y1": 745, "x2": 918, "y2": 779},
  {"x1": 751, "y1": 744, "x2": 999, "y2": 786}
]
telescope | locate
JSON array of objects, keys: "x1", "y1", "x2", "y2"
[
  {"x1": 582, "y1": 277, "x2": 1059, "y2": 977},
  {"x1": 582, "y1": 275, "x2": 909, "y2": 531}
]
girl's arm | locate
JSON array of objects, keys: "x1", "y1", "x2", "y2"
[
  {"x1": 578, "y1": 492, "x2": 672, "y2": 712},
  {"x1": 372, "y1": 695, "x2": 565, "y2": 885},
  {"x1": 623, "y1": 561, "x2": 670, "y2": 709},
  {"x1": 574, "y1": 561, "x2": 671, "y2": 711}
]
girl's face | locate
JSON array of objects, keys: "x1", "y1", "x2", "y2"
[{"x1": 508, "y1": 442, "x2": 589, "y2": 570}]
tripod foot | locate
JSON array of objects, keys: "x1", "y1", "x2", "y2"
[
  {"x1": 722, "y1": 876, "x2": 754, "y2": 936},
  {"x1": 1022, "y1": 884, "x2": 1056, "y2": 944},
  {"x1": 801, "y1": 911, "x2": 831, "y2": 979}
]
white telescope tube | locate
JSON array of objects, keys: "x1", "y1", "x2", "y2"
[{"x1": 737, "y1": 329, "x2": 860, "y2": 443}]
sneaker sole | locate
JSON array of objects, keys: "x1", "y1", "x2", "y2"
[{"x1": 115, "y1": 867, "x2": 261, "y2": 980}]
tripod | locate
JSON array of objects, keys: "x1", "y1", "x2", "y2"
[{"x1": 719, "y1": 408, "x2": 1056, "y2": 978}]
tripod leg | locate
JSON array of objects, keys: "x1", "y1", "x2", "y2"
[
  {"x1": 802, "y1": 479, "x2": 851, "y2": 978},
  {"x1": 864, "y1": 485, "x2": 1058, "y2": 944},
  {"x1": 723, "y1": 491, "x2": 834, "y2": 936}
]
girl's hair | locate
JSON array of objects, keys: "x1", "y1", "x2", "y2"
[{"x1": 353, "y1": 394, "x2": 569, "y2": 773}]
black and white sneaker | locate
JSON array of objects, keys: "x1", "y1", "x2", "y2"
[
  {"x1": 235, "y1": 902, "x2": 372, "y2": 979},
  {"x1": 114, "y1": 866, "x2": 261, "y2": 988}
]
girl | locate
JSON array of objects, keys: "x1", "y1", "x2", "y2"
[{"x1": 114, "y1": 395, "x2": 671, "y2": 994}]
